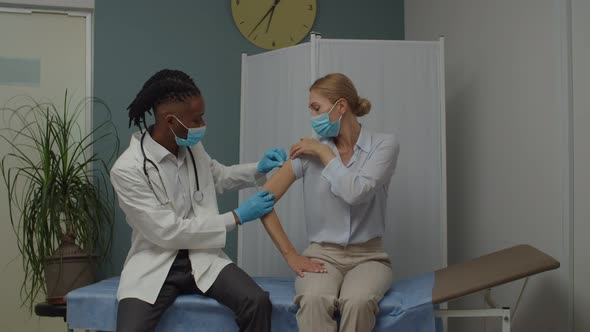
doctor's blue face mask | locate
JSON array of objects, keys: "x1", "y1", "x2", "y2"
[
  {"x1": 310, "y1": 99, "x2": 343, "y2": 138},
  {"x1": 170, "y1": 115, "x2": 206, "y2": 147}
]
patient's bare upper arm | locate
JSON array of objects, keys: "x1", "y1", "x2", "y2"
[{"x1": 261, "y1": 159, "x2": 296, "y2": 202}]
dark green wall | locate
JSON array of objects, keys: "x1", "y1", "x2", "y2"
[{"x1": 94, "y1": 0, "x2": 404, "y2": 277}]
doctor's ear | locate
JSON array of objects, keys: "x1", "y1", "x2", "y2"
[{"x1": 164, "y1": 114, "x2": 176, "y2": 127}]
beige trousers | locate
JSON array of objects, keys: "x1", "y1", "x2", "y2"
[{"x1": 294, "y1": 238, "x2": 393, "y2": 332}]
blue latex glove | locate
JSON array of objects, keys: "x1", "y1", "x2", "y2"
[
  {"x1": 234, "y1": 190, "x2": 276, "y2": 224},
  {"x1": 257, "y1": 148, "x2": 288, "y2": 173}
]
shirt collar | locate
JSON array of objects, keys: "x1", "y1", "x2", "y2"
[
  {"x1": 317, "y1": 125, "x2": 371, "y2": 152},
  {"x1": 356, "y1": 125, "x2": 371, "y2": 152},
  {"x1": 143, "y1": 131, "x2": 185, "y2": 163}
]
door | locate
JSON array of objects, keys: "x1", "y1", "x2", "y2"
[{"x1": 0, "y1": 9, "x2": 89, "y2": 331}]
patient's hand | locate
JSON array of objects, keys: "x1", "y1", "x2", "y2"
[
  {"x1": 290, "y1": 137, "x2": 336, "y2": 166},
  {"x1": 290, "y1": 137, "x2": 326, "y2": 159},
  {"x1": 284, "y1": 252, "x2": 328, "y2": 277}
]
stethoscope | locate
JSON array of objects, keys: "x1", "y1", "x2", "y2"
[{"x1": 140, "y1": 131, "x2": 204, "y2": 205}]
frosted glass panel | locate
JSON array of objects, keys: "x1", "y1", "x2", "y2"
[{"x1": 0, "y1": 56, "x2": 40, "y2": 86}]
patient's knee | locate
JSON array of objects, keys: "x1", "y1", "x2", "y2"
[
  {"x1": 296, "y1": 293, "x2": 338, "y2": 313},
  {"x1": 338, "y1": 295, "x2": 379, "y2": 315}
]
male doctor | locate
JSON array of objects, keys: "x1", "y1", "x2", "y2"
[{"x1": 110, "y1": 69, "x2": 286, "y2": 332}]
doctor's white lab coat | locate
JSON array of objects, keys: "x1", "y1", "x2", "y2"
[{"x1": 110, "y1": 132, "x2": 265, "y2": 304}]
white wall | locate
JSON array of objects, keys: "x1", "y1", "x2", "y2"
[
  {"x1": 572, "y1": 0, "x2": 590, "y2": 331},
  {"x1": 405, "y1": 1, "x2": 572, "y2": 331}
]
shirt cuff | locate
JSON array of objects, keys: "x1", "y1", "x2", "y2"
[
  {"x1": 321, "y1": 158, "x2": 346, "y2": 183},
  {"x1": 254, "y1": 170, "x2": 267, "y2": 186},
  {"x1": 245, "y1": 162, "x2": 267, "y2": 186},
  {"x1": 221, "y1": 212, "x2": 236, "y2": 232}
]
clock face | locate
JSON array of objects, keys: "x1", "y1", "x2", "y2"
[{"x1": 231, "y1": 0, "x2": 317, "y2": 50}]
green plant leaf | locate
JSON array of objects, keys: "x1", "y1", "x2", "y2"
[{"x1": 1, "y1": 91, "x2": 119, "y2": 312}]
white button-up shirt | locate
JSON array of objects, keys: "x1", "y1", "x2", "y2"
[
  {"x1": 111, "y1": 131, "x2": 265, "y2": 304},
  {"x1": 291, "y1": 127, "x2": 400, "y2": 245}
]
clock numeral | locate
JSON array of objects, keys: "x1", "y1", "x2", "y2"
[
  {"x1": 240, "y1": 21, "x2": 245, "y2": 25},
  {"x1": 236, "y1": 0, "x2": 240, "y2": 5},
  {"x1": 308, "y1": 4, "x2": 313, "y2": 10},
  {"x1": 254, "y1": 35, "x2": 258, "y2": 40},
  {"x1": 272, "y1": 41, "x2": 276, "y2": 47},
  {"x1": 290, "y1": 35, "x2": 294, "y2": 41},
  {"x1": 303, "y1": 24, "x2": 309, "y2": 28}
]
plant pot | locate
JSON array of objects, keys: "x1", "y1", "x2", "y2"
[{"x1": 44, "y1": 241, "x2": 97, "y2": 304}]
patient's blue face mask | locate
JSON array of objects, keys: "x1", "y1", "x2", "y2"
[
  {"x1": 170, "y1": 115, "x2": 206, "y2": 147},
  {"x1": 310, "y1": 99, "x2": 343, "y2": 138}
]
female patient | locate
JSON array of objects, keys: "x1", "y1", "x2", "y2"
[{"x1": 259, "y1": 73, "x2": 400, "y2": 332}]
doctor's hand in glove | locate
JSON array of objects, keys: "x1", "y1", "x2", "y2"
[
  {"x1": 257, "y1": 148, "x2": 288, "y2": 173},
  {"x1": 234, "y1": 190, "x2": 276, "y2": 224}
]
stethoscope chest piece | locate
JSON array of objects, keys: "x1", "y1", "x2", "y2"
[{"x1": 193, "y1": 190, "x2": 204, "y2": 203}]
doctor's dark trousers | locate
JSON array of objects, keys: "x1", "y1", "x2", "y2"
[{"x1": 116, "y1": 249, "x2": 272, "y2": 332}]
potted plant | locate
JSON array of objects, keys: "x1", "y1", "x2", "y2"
[{"x1": 0, "y1": 91, "x2": 119, "y2": 311}]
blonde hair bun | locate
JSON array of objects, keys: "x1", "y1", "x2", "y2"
[{"x1": 355, "y1": 97, "x2": 371, "y2": 117}]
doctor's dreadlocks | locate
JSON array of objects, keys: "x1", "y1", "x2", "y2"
[{"x1": 127, "y1": 69, "x2": 201, "y2": 131}]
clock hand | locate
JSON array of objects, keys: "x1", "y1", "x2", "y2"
[
  {"x1": 265, "y1": 6, "x2": 275, "y2": 33},
  {"x1": 249, "y1": 0, "x2": 281, "y2": 37},
  {"x1": 266, "y1": 0, "x2": 281, "y2": 33},
  {"x1": 248, "y1": 4, "x2": 275, "y2": 37}
]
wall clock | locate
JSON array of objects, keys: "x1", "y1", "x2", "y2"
[{"x1": 231, "y1": 0, "x2": 317, "y2": 50}]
